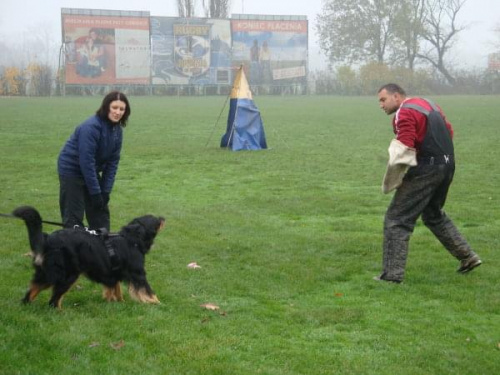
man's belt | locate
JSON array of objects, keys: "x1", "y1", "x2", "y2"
[{"x1": 417, "y1": 154, "x2": 454, "y2": 165}]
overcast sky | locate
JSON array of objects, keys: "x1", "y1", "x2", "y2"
[{"x1": 0, "y1": 0, "x2": 498, "y2": 70}]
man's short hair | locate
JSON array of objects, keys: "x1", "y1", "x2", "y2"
[{"x1": 378, "y1": 83, "x2": 406, "y2": 96}]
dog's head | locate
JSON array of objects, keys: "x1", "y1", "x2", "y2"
[{"x1": 121, "y1": 215, "x2": 166, "y2": 253}]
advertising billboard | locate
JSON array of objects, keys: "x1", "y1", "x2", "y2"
[
  {"x1": 151, "y1": 17, "x2": 232, "y2": 85},
  {"x1": 60, "y1": 10, "x2": 309, "y2": 89},
  {"x1": 231, "y1": 17, "x2": 308, "y2": 85},
  {"x1": 62, "y1": 10, "x2": 151, "y2": 85}
]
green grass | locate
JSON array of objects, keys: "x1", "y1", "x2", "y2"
[{"x1": 0, "y1": 95, "x2": 499, "y2": 374}]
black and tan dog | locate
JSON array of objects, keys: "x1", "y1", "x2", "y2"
[{"x1": 13, "y1": 206, "x2": 165, "y2": 309}]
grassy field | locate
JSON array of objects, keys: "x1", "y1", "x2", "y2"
[{"x1": 0, "y1": 94, "x2": 499, "y2": 374}]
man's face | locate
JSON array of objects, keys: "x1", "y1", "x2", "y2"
[{"x1": 378, "y1": 89, "x2": 402, "y2": 115}]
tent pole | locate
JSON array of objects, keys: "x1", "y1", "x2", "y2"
[
  {"x1": 226, "y1": 117, "x2": 236, "y2": 148},
  {"x1": 205, "y1": 92, "x2": 231, "y2": 148}
]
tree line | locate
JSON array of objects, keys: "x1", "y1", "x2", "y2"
[{"x1": 317, "y1": 0, "x2": 470, "y2": 85}]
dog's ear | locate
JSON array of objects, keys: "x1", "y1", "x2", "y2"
[{"x1": 123, "y1": 223, "x2": 145, "y2": 238}]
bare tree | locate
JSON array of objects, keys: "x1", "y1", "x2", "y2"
[
  {"x1": 203, "y1": 0, "x2": 231, "y2": 18},
  {"x1": 316, "y1": 0, "x2": 468, "y2": 83},
  {"x1": 418, "y1": 0, "x2": 468, "y2": 85},
  {"x1": 393, "y1": 0, "x2": 426, "y2": 70},
  {"x1": 178, "y1": 0, "x2": 197, "y2": 18},
  {"x1": 25, "y1": 23, "x2": 59, "y2": 68},
  {"x1": 317, "y1": 1, "x2": 364, "y2": 64},
  {"x1": 317, "y1": 0, "x2": 402, "y2": 65},
  {"x1": 365, "y1": 0, "x2": 402, "y2": 64},
  {"x1": 0, "y1": 22, "x2": 58, "y2": 68}
]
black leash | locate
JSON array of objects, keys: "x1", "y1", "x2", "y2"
[
  {"x1": 1, "y1": 213, "x2": 120, "y2": 236},
  {"x1": 1, "y1": 211, "x2": 121, "y2": 237},
  {"x1": 0, "y1": 212, "x2": 64, "y2": 227}
]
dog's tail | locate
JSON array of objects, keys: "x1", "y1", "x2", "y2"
[{"x1": 12, "y1": 206, "x2": 45, "y2": 255}]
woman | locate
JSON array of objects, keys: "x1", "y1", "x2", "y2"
[{"x1": 58, "y1": 91, "x2": 131, "y2": 231}]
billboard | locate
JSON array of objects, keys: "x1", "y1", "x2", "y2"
[
  {"x1": 60, "y1": 10, "x2": 309, "y2": 88},
  {"x1": 151, "y1": 17, "x2": 232, "y2": 85},
  {"x1": 230, "y1": 17, "x2": 308, "y2": 85},
  {"x1": 62, "y1": 10, "x2": 151, "y2": 85}
]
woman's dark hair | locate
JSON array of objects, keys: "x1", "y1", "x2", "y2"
[{"x1": 96, "y1": 91, "x2": 131, "y2": 126}]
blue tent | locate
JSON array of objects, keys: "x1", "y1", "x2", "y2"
[{"x1": 220, "y1": 67, "x2": 267, "y2": 151}]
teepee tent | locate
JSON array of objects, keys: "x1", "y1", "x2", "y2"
[{"x1": 220, "y1": 66, "x2": 267, "y2": 151}]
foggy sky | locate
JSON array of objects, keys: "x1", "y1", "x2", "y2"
[{"x1": 0, "y1": 0, "x2": 498, "y2": 70}]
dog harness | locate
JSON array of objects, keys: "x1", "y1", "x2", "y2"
[{"x1": 74, "y1": 226, "x2": 121, "y2": 272}]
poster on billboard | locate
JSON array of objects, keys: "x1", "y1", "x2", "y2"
[
  {"x1": 231, "y1": 17, "x2": 308, "y2": 85},
  {"x1": 151, "y1": 17, "x2": 232, "y2": 85},
  {"x1": 62, "y1": 10, "x2": 151, "y2": 85}
]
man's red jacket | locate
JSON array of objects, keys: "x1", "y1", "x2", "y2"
[{"x1": 393, "y1": 97, "x2": 454, "y2": 154}]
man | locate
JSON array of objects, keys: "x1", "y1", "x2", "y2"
[
  {"x1": 375, "y1": 83, "x2": 481, "y2": 283},
  {"x1": 249, "y1": 40, "x2": 260, "y2": 84}
]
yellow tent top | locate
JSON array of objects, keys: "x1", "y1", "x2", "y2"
[{"x1": 230, "y1": 65, "x2": 253, "y2": 100}]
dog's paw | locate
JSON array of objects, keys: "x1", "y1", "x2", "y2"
[
  {"x1": 103, "y1": 285, "x2": 125, "y2": 302},
  {"x1": 128, "y1": 285, "x2": 160, "y2": 304},
  {"x1": 149, "y1": 295, "x2": 161, "y2": 304},
  {"x1": 140, "y1": 294, "x2": 160, "y2": 304}
]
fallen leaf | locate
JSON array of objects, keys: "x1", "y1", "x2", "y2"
[
  {"x1": 334, "y1": 292, "x2": 344, "y2": 297},
  {"x1": 497, "y1": 342, "x2": 500, "y2": 350},
  {"x1": 88, "y1": 342, "x2": 100, "y2": 348},
  {"x1": 200, "y1": 303, "x2": 219, "y2": 311},
  {"x1": 187, "y1": 262, "x2": 201, "y2": 269},
  {"x1": 110, "y1": 340, "x2": 125, "y2": 350}
]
